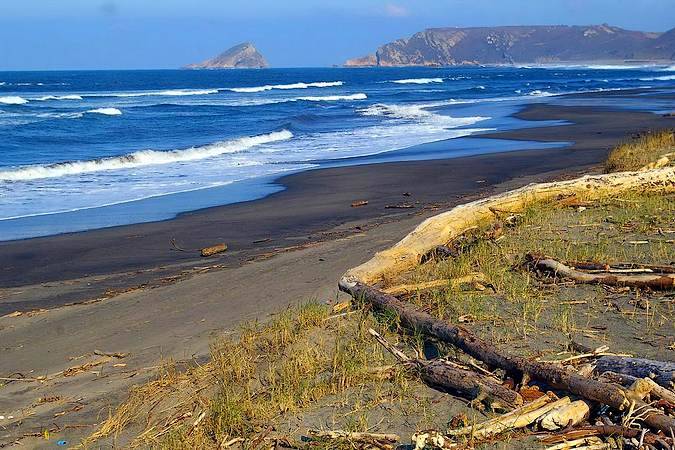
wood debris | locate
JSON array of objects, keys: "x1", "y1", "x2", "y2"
[
  {"x1": 526, "y1": 253, "x2": 675, "y2": 290},
  {"x1": 200, "y1": 243, "x2": 228, "y2": 257},
  {"x1": 308, "y1": 429, "x2": 399, "y2": 449}
]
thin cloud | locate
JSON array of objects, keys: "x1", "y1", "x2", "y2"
[{"x1": 385, "y1": 3, "x2": 409, "y2": 17}]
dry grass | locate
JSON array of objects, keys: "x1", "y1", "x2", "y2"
[
  {"x1": 605, "y1": 130, "x2": 675, "y2": 172},
  {"x1": 82, "y1": 303, "x2": 438, "y2": 448},
  {"x1": 392, "y1": 191, "x2": 674, "y2": 358}
]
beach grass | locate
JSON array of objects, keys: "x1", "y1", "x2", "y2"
[{"x1": 605, "y1": 129, "x2": 674, "y2": 172}]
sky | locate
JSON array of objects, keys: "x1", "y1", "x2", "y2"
[{"x1": 0, "y1": 0, "x2": 673, "y2": 70}]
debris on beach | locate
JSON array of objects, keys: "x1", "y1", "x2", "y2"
[
  {"x1": 351, "y1": 200, "x2": 369, "y2": 207},
  {"x1": 200, "y1": 243, "x2": 228, "y2": 257}
]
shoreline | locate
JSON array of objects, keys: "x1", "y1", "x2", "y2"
[{"x1": 1, "y1": 96, "x2": 673, "y2": 312}]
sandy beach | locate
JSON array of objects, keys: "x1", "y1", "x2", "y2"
[{"x1": 1, "y1": 91, "x2": 674, "y2": 445}]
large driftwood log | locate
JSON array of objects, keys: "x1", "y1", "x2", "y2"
[
  {"x1": 596, "y1": 356, "x2": 675, "y2": 389},
  {"x1": 342, "y1": 168, "x2": 675, "y2": 286},
  {"x1": 368, "y1": 329, "x2": 522, "y2": 409},
  {"x1": 526, "y1": 253, "x2": 675, "y2": 290},
  {"x1": 339, "y1": 281, "x2": 675, "y2": 433}
]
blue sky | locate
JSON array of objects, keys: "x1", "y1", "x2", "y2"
[{"x1": 1, "y1": 0, "x2": 673, "y2": 70}]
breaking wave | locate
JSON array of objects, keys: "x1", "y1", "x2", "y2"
[
  {"x1": 0, "y1": 96, "x2": 28, "y2": 105},
  {"x1": 358, "y1": 102, "x2": 488, "y2": 128},
  {"x1": 297, "y1": 93, "x2": 366, "y2": 102},
  {"x1": 92, "y1": 89, "x2": 220, "y2": 98},
  {"x1": 0, "y1": 130, "x2": 293, "y2": 181},
  {"x1": 227, "y1": 81, "x2": 343, "y2": 93},
  {"x1": 86, "y1": 108, "x2": 123, "y2": 116},
  {"x1": 390, "y1": 78, "x2": 444, "y2": 84},
  {"x1": 36, "y1": 94, "x2": 83, "y2": 101},
  {"x1": 639, "y1": 75, "x2": 675, "y2": 81}
]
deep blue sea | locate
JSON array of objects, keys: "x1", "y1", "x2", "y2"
[{"x1": 1, "y1": 65, "x2": 674, "y2": 240}]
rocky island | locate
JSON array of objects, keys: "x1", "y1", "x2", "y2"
[
  {"x1": 185, "y1": 42, "x2": 268, "y2": 69},
  {"x1": 345, "y1": 24, "x2": 675, "y2": 66}
]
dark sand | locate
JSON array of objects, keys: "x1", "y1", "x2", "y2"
[
  {"x1": 1, "y1": 102, "x2": 673, "y2": 314},
  {"x1": 1, "y1": 93, "x2": 674, "y2": 446}
]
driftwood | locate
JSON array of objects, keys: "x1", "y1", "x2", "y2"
[
  {"x1": 339, "y1": 282, "x2": 675, "y2": 433},
  {"x1": 383, "y1": 273, "x2": 488, "y2": 296},
  {"x1": 538, "y1": 400, "x2": 590, "y2": 430},
  {"x1": 596, "y1": 356, "x2": 675, "y2": 389},
  {"x1": 526, "y1": 253, "x2": 675, "y2": 290},
  {"x1": 368, "y1": 329, "x2": 522, "y2": 409},
  {"x1": 308, "y1": 429, "x2": 399, "y2": 449},
  {"x1": 383, "y1": 280, "x2": 449, "y2": 296},
  {"x1": 568, "y1": 260, "x2": 675, "y2": 274},
  {"x1": 200, "y1": 243, "x2": 228, "y2": 257},
  {"x1": 541, "y1": 425, "x2": 670, "y2": 447},
  {"x1": 446, "y1": 394, "x2": 566, "y2": 440},
  {"x1": 599, "y1": 371, "x2": 675, "y2": 404}
]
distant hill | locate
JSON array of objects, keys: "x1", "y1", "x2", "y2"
[
  {"x1": 345, "y1": 25, "x2": 675, "y2": 67},
  {"x1": 185, "y1": 42, "x2": 268, "y2": 69}
]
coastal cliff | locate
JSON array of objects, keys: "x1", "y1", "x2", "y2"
[
  {"x1": 185, "y1": 42, "x2": 268, "y2": 69},
  {"x1": 345, "y1": 25, "x2": 675, "y2": 67}
]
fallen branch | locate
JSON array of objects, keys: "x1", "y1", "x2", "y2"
[
  {"x1": 596, "y1": 356, "x2": 675, "y2": 389},
  {"x1": 526, "y1": 253, "x2": 675, "y2": 290},
  {"x1": 383, "y1": 280, "x2": 449, "y2": 296},
  {"x1": 383, "y1": 273, "x2": 488, "y2": 296},
  {"x1": 368, "y1": 329, "x2": 522, "y2": 409},
  {"x1": 339, "y1": 281, "x2": 675, "y2": 433}
]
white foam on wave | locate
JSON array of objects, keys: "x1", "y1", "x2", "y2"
[
  {"x1": 658, "y1": 65, "x2": 675, "y2": 72},
  {"x1": 96, "y1": 89, "x2": 220, "y2": 98},
  {"x1": 297, "y1": 93, "x2": 367, "y2": 102},
  {"x1": 528, "y1": 90, "x2": 555, "y2": 96},
  {"x1": 390, "y1": 78, "x2": 444, "y2": 85},
  {"x1": 359, "y1": 103, "x2": 435, "y2": 120},
  {"x1": 639, "y1": 75, "x2": 675, "y2": 81},
  {"x1": 0, "y1": 130, "x2": 293, "y2": 181},
  {"x1": 227, "y1": 81, "x2": 343, "y2": 93},
  {"x1": 0, "y1": 96, "x2": 28, "y2": 105},
  {"x1": 87, "y1": 108, "x2": 123, "y2": 116},
  {"x1": 358, "y1": 102, "x2": 488, "y2": 130},
  {"x1": 36, "y1": 94, "x2": 83, "y2": 101}
]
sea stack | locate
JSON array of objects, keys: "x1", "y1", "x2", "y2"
[{"x1": 185, "y1": 42, "x2": 268, "y2": 69}]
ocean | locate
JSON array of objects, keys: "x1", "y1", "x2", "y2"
[{"x1": 1, "y1": 65, "x2": 674, "y2": 240}]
